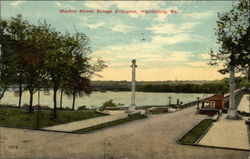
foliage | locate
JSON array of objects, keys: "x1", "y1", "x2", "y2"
[
  {"x1": 99, "y1": 99, "x2": 119, "y2": 111},
  {"x1": 0, "y1": 15, "x2": 106, "y2": 117},
  {"x1": 90, "y1": 80, "x2": 244, "y2": 93},
  {"x1": 103, "y1": 99, "x2": 117, "y2": 107},
  {"x1": 209, "y1": 0, "x2": 249, "y2": 75},
  {"x1": 77, "y1": 105, "x2": 87, "y2": 110}
]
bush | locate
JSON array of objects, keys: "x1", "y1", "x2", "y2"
[
  {"x1": 99, "y1": 100, "x2": 117, "y2": 111},
  {"x1": 103, "y1": 100, "x2": 116, "y2": 107},
  {"x1": 78, "y1": 105, "x2": 87, "y2": 110}
]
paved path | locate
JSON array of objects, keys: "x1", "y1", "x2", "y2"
[
  {"x1": 198, "y1": 94, "x2": 250, "y2": 150},
  {"x1": 43, "y1": 111, "x2": 127, "y2": 132},
  {"x1": 0, "y1": 106, "x2": 248, "y2": 159},
  {"x1": 198, "y1": 114, "x2": 249, "y2": 150},
  {"x1": 238, "y1": 94, "x2": 250, "y2": 113}
]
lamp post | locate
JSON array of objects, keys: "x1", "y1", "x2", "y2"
[
  {"x1": 168, "y1": 96, "x2": 171, "y2": 106},
  {"x1": 197, "y1": 97, "x2": 200, "y2": 110}
]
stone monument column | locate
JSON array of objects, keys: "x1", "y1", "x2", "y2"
[
  {"x1": 227, "y1": 66, "x2": 237, "y2": 119},
  {"x1": 129, "y1": 59, "x2": 137, "y2": 112}
]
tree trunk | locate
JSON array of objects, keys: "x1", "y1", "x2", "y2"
[
  {"x1": 28, "y1": 89, "x2": 34, "y2": 113},
  {"x1": 18, "y1": 83, "x2": 22, "y2": 108},
  {"x1": 72, "y1": 92, "x2": 76, "y2": 110},
  {"x1": 52, "y1": 88, "x2": 58, "y2": 119},
  {"x1": 0, "y1": 85, "x2": 7, "y2": 100},
  {"x1": 60, "y1": 89, "x2": 63, "y2": 109}
]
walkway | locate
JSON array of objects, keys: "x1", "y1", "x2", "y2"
[
  {"x1": 1, "y1": 105, "x2": 247, "y2": 159},
  {"x1": 198, "y1": 94, "x2": 250, "y2": 150},
  {"x1": 43, "y1": 111, "x2": 127, "y2": 132}
]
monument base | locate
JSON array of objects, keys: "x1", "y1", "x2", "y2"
[
  {"x1": 125, "y1": 106, "x2": 136, "y2": 114},
  {"x1": 227, "y1": 109, "x2": 242, "y2": 120}
]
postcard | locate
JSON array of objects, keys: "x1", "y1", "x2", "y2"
[{"x1": 0, "y1": 1, "x2": 249, "y2": 159}]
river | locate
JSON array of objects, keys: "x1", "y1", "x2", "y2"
[{"x1": 0, "y1": 90, "x2": 212, "y2": 109}]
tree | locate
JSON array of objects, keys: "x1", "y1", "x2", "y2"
[
  {"x1": 0, "y1": 16, "x2": 26, "y2": 103},
  {"x1": 65, "y1": 75, "x2": 91, "y2": 110},
  {"x1": 209, "y1": 0, "x2": 249, "y2": 75},
  {"x1": 16, "y1": 20, "x2": 48, "y2": 113},
  {"x1": 209, "y1": 0, "x2": 249, "y2": 118},
  {"x1": 62, "y1": 32, "x2": 92, "y2": 110},
  {"x1": 42, "y1": 25, "x2": 68, "y2": 118},
  {"x1": 2, "y1": 15, "x2": 28, "y2": 107},
  {"x1": 63, "y1": 32, "x2": 107, "y2": 110},
  {"x1": 0, "y1": 20, "x2": 14, "y2": 100}
]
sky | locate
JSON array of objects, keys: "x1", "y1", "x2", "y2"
[{"x1": 1, "y1": 1, "x2": 237, "y2": 81}]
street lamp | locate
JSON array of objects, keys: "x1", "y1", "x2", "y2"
[
  {"x1": 168, "y1": 96, "x2": 171, "y2": 106},
  {"x1": 196, "y1": 97, "x2": 200, "y2": 110}
]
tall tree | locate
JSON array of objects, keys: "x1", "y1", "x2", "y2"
[
  {"x1": 63, "y1": 32, "x2": 107, "y2": 110},
  {"x1": 209, "y1": 0, "x2": 249, "y2": 75},
  {"x1": 0, "y1": 16, "x2": 26, "y2": 102},
  {"x1": 43, "y1": 28, "x2": 70, "y2": 119},
  {"x1": 17, "y1": 21, "x2": 48, "y2": 113},
  {"x1": 3, "y1": 15, "x2": 28, "y2": 107}
]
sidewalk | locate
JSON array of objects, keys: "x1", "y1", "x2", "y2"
[
  {"x1": 198, "y1": 95, "x2": 250, "y2": 150},
  {"x1": 42, "y1": 110, "x2": 127, "y2": 132}
]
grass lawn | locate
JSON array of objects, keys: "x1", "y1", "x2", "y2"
[
  {"x1": 0, "y1": 106, "x2": 106, "y2": 129},
  {"x1": 150, "y1": 110, "x2": 169, "y2": 114},
  {"x1": 178, "y1": 119, "x2": 213, "y2": 144},
  {"x1": 73, "y1": 114, "x2": 146, "y2": 133}
]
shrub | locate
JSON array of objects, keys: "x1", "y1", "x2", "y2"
[
  {"x1": 103, "y1": 100, "x2": 116, "y2": 107},
  {"x1": 99, "y1": 100, "x2": 117, "y2": 111},
  {"x1": 78, "y1": 105, "x2": 87, "y2": 110}
]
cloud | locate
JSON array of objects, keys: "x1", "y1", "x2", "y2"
[
  {"x1": 83, "y1": 22, "x2": 106, "y2": 29},
  {"x1": 154, "y1": 14, "x2": 169, "y2": 22},
  {"x1": 200, "y1": 53, "x2": 210, "y2": 59},
  {"x1": 93, "y1": 66, "x2": 225, "y2": 81},
  {"x1": 108, "y1": 63, "x2": 127, "y2": 68},
  {"x1": 140, "y1": 52, "x2": 192, "y2": 63},
  {"x1": 183, "y1": 10, "x2": 216, "y2": 20},
  {"x1": 113, "y1": 1, "x2": 164, "y2": 10},
  {"x1": 84, "y1": 1, "x2": 164, "y2": 10},
  {"x1": 84, "y1": 2, "x2": 114, "y2": 10},
  {"x1": 92, "y1": 33, "x2": 194, "y2": 62},
  {"x1": 151, "y1": 34, "x2": 192, "y2": 45},
  {"x1": 111, "y1": 23, "x2": 134, "y2": 33},
  {"x1": 10, "y1": 1, "x2": 26, "y2": 7},
  {"x1": 55, "y1": 1, "x2": 76, "y2": 10},
  {"x1": 187, "y1": 61, "x2": 209, "y2": 67},
  {"x1": 146, "y1": 22, "x2": 199, "y2": 35}
]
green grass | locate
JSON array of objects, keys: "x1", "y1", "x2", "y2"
[
  {"x1": 178, "y1": 119, "x2": 213, "y2": 144},
  {"x1": 0, "y1": 106, "x2": 106, "y2": 129},
  {"x1": 150, "y1": 110, "x2": 169, "y2": 114},
  {"x1": 73, "y1": 114, "x2": 146, "y2": 133}
]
